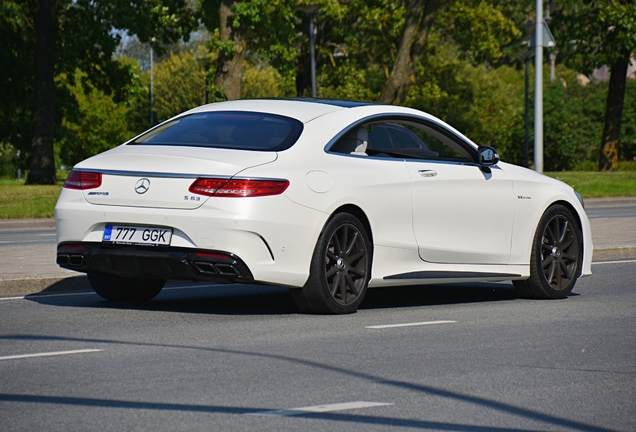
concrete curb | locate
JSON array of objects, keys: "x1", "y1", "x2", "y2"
[
  {"x1": 0, "y1": 218, "x2": 56, "y2": 230},
  {"x1": 592, "y1": 247, "x2": 636, "y2": 261}
]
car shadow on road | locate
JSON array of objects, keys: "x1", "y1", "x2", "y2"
[{"x1": 24, "y1": 280, "x2": 533, "y2": 316}]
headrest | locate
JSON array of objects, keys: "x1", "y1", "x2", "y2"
[{"x1": 344, "y1": 127, "x2": 368, "y2": 144}]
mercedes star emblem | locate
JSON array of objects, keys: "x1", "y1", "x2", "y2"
[{"x1": 134, "y1": 178, "x2": 151, "y2": 194}]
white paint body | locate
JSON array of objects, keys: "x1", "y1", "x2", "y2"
[{"x1": 55, "y1": 100, "x2": 593, "y2": 289}]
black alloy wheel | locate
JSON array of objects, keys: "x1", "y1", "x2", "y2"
[
  {"x1": 514, "y1": 205, "x2": 582, "y2": 299},
  {"x1": 290, "y1": 213, "x2": 371, "y2": 314}
]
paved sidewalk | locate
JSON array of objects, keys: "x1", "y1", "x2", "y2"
[{"x1": 1, "y1": 198, "x2": 635, "y2": 297}]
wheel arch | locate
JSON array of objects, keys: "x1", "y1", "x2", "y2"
[
  {"x1": 544, "y1": 199, "x2": 586, "y2": 276},
  {"x1": 331, "y1": 204, "x2": 374, "y2": 248}
]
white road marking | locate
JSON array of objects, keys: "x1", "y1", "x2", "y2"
[
  {"x1": 0, "y1": 349, "x2": 103, "y2": 361},
  {"x1": 366, "y1": 320, "x2": 457, "y2": 329},
  {"x1": 247, "y1": 401, "x2": 393, "y2": 416},
  {"x1": 0, "y1": 296, "x2": 26, "y2": 301},
  {"x1": 35, "y1": 233, "x2": 56, "y2": 237},
  {"x1": 592, "y1": 259, "x2": 636, "y2": 265}
]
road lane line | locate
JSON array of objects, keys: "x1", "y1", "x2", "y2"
[
  {"x1": 247, "y1": 401, "x2": 393, "y2": 416},
  {"x1": 366, "y1": 320, "x2": 457, "y2": 329},
  {"x1": 0, "y1": 296, "x2": 26, "y2": 301},
  {"x1": 592, "y1": 259, "x2": 636, "y2": 265},
  {"x1": 0, "y1": 349, "x2": 103, "y2": 361}
]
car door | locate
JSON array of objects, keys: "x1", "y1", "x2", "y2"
[{"x1": 369, "y1": 120, "x2": 515, "y2": 265}]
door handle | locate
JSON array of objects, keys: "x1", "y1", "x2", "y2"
[{"x1": 418, "y1": 169, "x2": 437, "y2": 178}]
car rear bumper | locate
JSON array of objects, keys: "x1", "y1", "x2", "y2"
[{"x1": 57, "y1": 242, "x2": 254, "y2": 284}]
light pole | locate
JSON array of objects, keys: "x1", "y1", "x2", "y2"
[
  {"x1": 534, "y1": 0, "x2": 543, "y2": 173},
  {"x1": 529, "y1": 2, "x2": 555, "y2": 173},
  {"x1": 522, "y1": 15, "x2": 535, "y2": 169},
  {"x1": 298, "y1": 5, "x2": 322, "y2": 98}
]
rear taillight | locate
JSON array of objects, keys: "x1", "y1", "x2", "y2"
[
  {"x1": 189, "y1": 178, "x2": 289, "y2": 197},
  {"x1": 63, "y1": 170, "x2": 102, "y2": 190}
]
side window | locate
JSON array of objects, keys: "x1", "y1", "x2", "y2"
[
  {"x1": 367, "y1": 125, "x2": 393, "y2": 150},
  {"x1": 330, "y1": 119, "x2": 475, "y2": 162},
  {"x1": 386, "y1": 127, "x2": 421, "y2": 149}
]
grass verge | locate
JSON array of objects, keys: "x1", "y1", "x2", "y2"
[
  {"x1": 545, "y1": 171, "x2": 636, "y2": 198},
  {"x1": 0, "y1": 174, "x2": 66, "y2": 219}
]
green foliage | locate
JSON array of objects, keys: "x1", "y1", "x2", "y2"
[
  {"x1": 438, "y1": 1, "x2": 521, "y2": 65},
  {"x1": 241, "y1": 61, "x2": 294, "y2": 98},
  {"x1": 555, "y1": 1, "x2": 636, "y2": 73},
  {"x1": 58, "y1": 69, "x2": 133, "y2": 167},
  {"x1": 0, "y1": 142, "x2": 18, "y2": 179},
  {"x1": 153, "y1": 51, "x2": 206, "y2": 122},
  {"x1": 0, "y1": 0, "x2": 197, "y2": 181},
  {"x1": 0, "y1": 1, "x2": 35, "y2": 171}
]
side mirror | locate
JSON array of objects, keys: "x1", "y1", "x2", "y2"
[{"x1": 477, "y1": 146, "x2": 500, "y2": 167}]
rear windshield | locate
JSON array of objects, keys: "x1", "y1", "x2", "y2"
[{"x1": 130, "y1": 111, "x2": 304, "y2": 151}]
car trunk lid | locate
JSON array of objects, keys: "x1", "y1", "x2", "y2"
[{"x1": 75, "y1": 145, "x2": 277, "y2": 209}]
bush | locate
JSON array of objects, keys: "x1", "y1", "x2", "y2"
[{"x1": 0, "y1": 142, "x2": 18, "y2": 179}]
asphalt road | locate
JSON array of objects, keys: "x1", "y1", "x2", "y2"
[
  {"x1": 0, "y1": 227, "x2": 57, "y2": 249},
  {"x1": 1, "y1": 260, "x2": 634, "y2": 432}
]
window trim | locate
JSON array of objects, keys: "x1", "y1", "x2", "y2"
[{"x1": 325, "y1": 114, "x2": 479, "y2": 164}]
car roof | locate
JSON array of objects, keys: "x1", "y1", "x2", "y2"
[{"x1": 184, "y1": 98, "x2": 385, "y2": 123}]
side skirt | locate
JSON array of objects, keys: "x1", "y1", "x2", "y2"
[{"x1": 384, "y1": 271, "x2": 521, "y2": 280}]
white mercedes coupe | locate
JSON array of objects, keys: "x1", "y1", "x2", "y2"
[{"x1": 55, "y1": 99, "x2": 592, "y2": 313}]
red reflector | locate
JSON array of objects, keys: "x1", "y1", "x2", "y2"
[
  {"x1": 59, "y1": 244, "x2": 87, "y2": 250},
  {"x1": 63, "y1": 170, "x2": 102, "y2": 190},
  {"x1": 189, "y1": 178, "x2": 289, "y2": 197},
  {"x1": 195, "y1": 252, "x2": 232, "y2": 259}
]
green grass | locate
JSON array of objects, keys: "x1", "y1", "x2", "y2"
[
  {"x1": 0, "y1": 172, "x2": 67, "y2": 219},
  {"x1": 0, "y1": 182, "x2": 62, "y2": 219},
  {"x1": 545, "y1": 171, "x2": 636, "y2": 198},
  {"x1": 0, "y1": 170, "x2": 634, "y2": 219}
]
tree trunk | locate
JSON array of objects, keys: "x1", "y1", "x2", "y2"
[
  {"x1": 378, "y1": 0, "x2": 438, "y2": 105},
  {"x1": 599, "y1": 51, "x2": 630, "y2": 172},
  {"x1": 215, "y1": 0, "x2": 245, "y2": 101},
  {"x1": 26, "y1": 0, "x2": 57, "y2": 185}
]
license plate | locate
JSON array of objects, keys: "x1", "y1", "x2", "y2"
[{"x1": 102, "y1": 224, "x2": 172, "y2": 246}]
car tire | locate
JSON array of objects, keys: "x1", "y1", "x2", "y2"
[
  {"x1": 513, "y1": 205, "x2": 582, "y2": 299},
  {"x1": 88, "y1": 272, "x2": 166, "y2": 302},
  {"x1": 291, "y1": 212, "x2": 371, "y2": 314}
]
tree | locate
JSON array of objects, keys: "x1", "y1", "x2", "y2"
[
  {"x1": 554, "y1": 1, "x2": 636, "y2": 171},
  {"x1": 0, "y1": 1, "x2": 34, "y2": 168},
  {"x1": 215, "y1": 0, "x2": 245, "y2": 100},
  {"x1": 58, "y1": 68, "x2": 133, "y2": 167},
  {"x1": 8, "y1": 0, "x2": 196, "y2": 184},
  {"x1": 154, "y1": 51, "x2": 206, "y2": 121},
  {"x1": 378, "y1": 0, "x2": 439, "y2": 105},
  {"x1": 28, "y1": 0, "x2": 57, "y2": 184}
]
